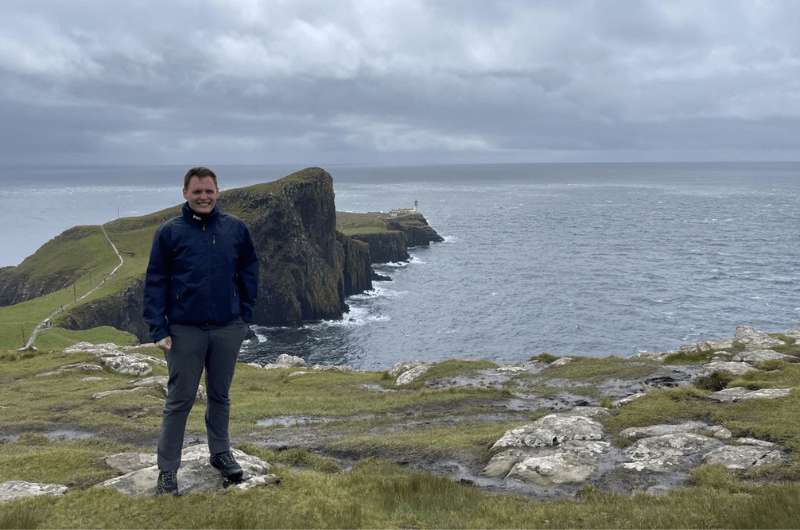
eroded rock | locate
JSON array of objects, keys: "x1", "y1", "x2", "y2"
[
  {"x1": 622, "y1": 433, "x2": 723, "y2": 472},
  {"x1": 735, "y1": 325, "x2": 785, "y2": 350},
  {"x1": 702, "y1": 445, "x2": 784, "y2": 470},
  {"x1": 491, "y1": 414, "x2": 604, "y2": 451},
  {"x1": 700, "y1": 361, "x2": 759, "y2": 377},
  {"x1": 708, "y1": 387, "x2": 793, "y2": 402},
  {"x1": 0, "y1": 480, "x2": 68, "y2": 502},
  {"x1": 620, "y1": 422, "x2": 731, "y2": 441}
]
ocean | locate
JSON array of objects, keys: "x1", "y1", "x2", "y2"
[{"x1": 2, "y1": 162, "x2": 800, "y2": 369}]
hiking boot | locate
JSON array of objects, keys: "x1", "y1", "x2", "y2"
[
  {"x1": 155, "y1": 469, "x2": 179, "y2": 496},
  {"x1": 210, "y1": 450, "x2": 244, "y2": 482}
]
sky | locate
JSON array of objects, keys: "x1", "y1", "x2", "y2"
[{"x1": 1, "y1": 0, "x2": 800, "y2": 166}]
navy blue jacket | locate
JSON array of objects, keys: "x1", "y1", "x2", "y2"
[{"x1": 143, "y1": 202, "x2": 259, "y2": 342}]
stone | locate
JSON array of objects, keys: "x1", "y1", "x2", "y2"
[
  {"x1": 81, "y1": 376, "x2": 106, "y2": 382},
  {"x1": 388, "y1": 361, "x2": 425, "y2": 377},
  {"x1": 708, "y1": 387, "x2": 793, "y2": 403},
  {"x1": 731, "y1": 350, "x2": 790, "y2": 364},
  {"x1": 736, "y1": 437, "x2": 776, "y2": 448},
  {"x1": 36, "y1": 362, "x2": 104, "y2": 377},
  {"x1": 700, "y1": 361, "x2": 759, "y2": 377},
  {"x1": 702, "y1": 445, "x2": 784, "y2": 470},
  {"x1": 0, "y1": 480, "x2": 68, "y2": 502},
  {"x1": 105, "y1": 452, "x2": 158, "y2": 473},
  {"x1": 735, "y1": 325, "x2": 785, "y2": 350},
  {"x1": 95, "y1": 444, "x2": 278, "y2": 497},
  {"x1": 549, "y1": 357, "x2": 574, "y2": 367},
  {"x1": 395, "y1": 364, "x2": 431, "y2": 386},
  {"x1": 620, "y1": 422, "x2": 731, "y2": 441},
  {"x1": 310, "y1": 364, "x2": 353, "y2": 372},
  {"x1": 63, "y1": 342, "x2": 153, "y2": 376},
  {"x1": 622, "y1": 433, "x2": 723, "y2": 472},
  {"x1": 491, "y1": 414, "x2": 604, "y2": 451},
  {"x1": 92, "y1": 387, "x2": 152, "y2": 400},
  {"x1": 507, "y1": 453, "x2": 596, "y2": 485},
  {"x1": 614, "y1": 393, "x2": 646, "y2": 406},
  {"x1": 561, "y1": 406, "x2": 610, "y2": 418},
  {"x1": 275, "y1": 353, "x2": 306, "y2": 367}
]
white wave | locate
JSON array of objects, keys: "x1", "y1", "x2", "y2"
[
  {"x1": 303, "y1": 305, "x2": 390, "y2": 329},
  {"x1": 347, "y1": 285, "x2": 407, "y2": 301},
  {"x1": 255, "y1": 333, "x2": 268, "y2": 344},
  {"x1": 408, "y1": 255, "x2": 426, "y2": 264},
  {"x1": 379, "y1": 260, "x2": 409, "y2": 268},
  {"x1": 442, "y1": 235, "x2": 458, "y2": 243}
]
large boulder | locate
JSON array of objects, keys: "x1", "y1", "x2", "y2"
[{"x1": 622, "y1": 433, "x2": 723, "y2": 472}]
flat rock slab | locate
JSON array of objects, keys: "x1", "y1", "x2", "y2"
[
  {"x1": 0, "y1": 481, "x2": 68, "y2": 503},
  {"x1": 96, "y1": 444, "x2": 278, "y2": 497},
  {"x1": 731, "y1": 350, "x2": 791, "y2": 363},
  {"x1": 63, "y1": 342, "x2": 153, "y2": 376},
  {"x1": 735, "y1": 325, "x2": 785, "y2": 350},
  {"x1": 709, "y1": 387, "x2": 793, "y2": 402},
  {"x1": 491, "y1": 414, "x2": 604, "y2": 451},
  {"x1": 701, "y1": 361, "x2": 759, "y2": 377},
  {"x1": 105, "y1": 452, "x2": 158, "y2": 473},
  {"x1": 703, "y1": 445, "x2": 784, "y2": 469},
  {"x1": 622, "y1": 433, "x2": 723, "y2": 472},
  {"x1": 620, "y1": 421, "x2": 731, "y2": 440}
]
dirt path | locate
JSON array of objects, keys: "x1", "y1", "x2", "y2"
[{"x1": 18, "y1": 224, "x2": 124, "y2": 351}]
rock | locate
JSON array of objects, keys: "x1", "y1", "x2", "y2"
[
  {"x1": 395, "y1": 364, "x2": 431, "y2": 386},
  {"x1": 614, "y1": 393, "x2": 646, "y2": 406},
  {"x1": 388, "y1": 361, "x2": 423, "y2": 377},
  {"x1": 36, "y1": 362, "x2": 104, "y2": 377},
  {"x1": 275, "y1": 353, "x2": 306, "y2": 367},
  {"x1": 702, "y1": 445, "x2": 784, "y2": 470},
  {"x1": 359, "y1": 384, "x2": 396, "y2": 393},
  {"x1": 507, "y1": 453, "x2": 596, "y2": 485},
  {"x1": 735, "y1": 325, "x2": 785, "y2": 350},
  {"x1": 635, "y1": 351, "x2": 672, "y2": 362},
  {"x1": 736, "y1": 437, "x2": 776, "y2": 448},
  {"x1": 288, "y1": 371, "x2": 307, "y2": 377},
  {"x1": 708, "y1": 387, "x2": 793, "y2": 402},
  {"x1": 310, "y1": 364, "x2": 353, "y2": 372},
  {"x1": 731, "y1": 350, "x2": 790, "y2": 364},
  {"x1": 105, "y1": 452, "x2": 158, "y2": 473},
  {"x1": 622, "y1": 433, "x2": 723, "y2": 472},
  {"x1": 620, "y1": 422, "x2": 731, "y2": 441},
  {"x1": 92, "y1": 387, "x2": 152, "y2": 400},
  {"x1": 63, "y1": 342, "x2": 153, "y2": 376},
  {"x1": 700, "y1": 361, "x2": 759, "y2": 377},
  {"x1": 549, "y1": 357, "x2": 574, "y2": 367},
  {"x1": 95, "y1": 444, "x2": 278, "y2": 497},
  {"x1": 81, "y1": 376, "x2": 106, "y2": 382},
  {"x1": 620, "y1": 421, "x2": 714, "y2": 440},
  {"x1": 0, "y1": 480, "x2": 68, "y2": 502},
  {"x1": 491, "y1": 414, "x2": 604, "y2": 451}
]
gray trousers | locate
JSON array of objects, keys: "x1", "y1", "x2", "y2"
[{"x1": 157, "y1": 319, "x2": 248, "y2": 471}]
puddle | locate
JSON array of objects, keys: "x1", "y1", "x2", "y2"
[{"x1": 256, "y1": 416, "x2": 332, "y2": 427}]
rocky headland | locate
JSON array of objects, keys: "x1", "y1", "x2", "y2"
[{"x1": 0, "y1": 167, "x2": 442, "y2": 346}]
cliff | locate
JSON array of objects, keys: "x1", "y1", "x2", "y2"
[
  {"x1": 7, "y1": 168, "x2": 377, "y2": 342},
  {"x1": 336, "y1": 211, "x2": 443, "y2": 264}
]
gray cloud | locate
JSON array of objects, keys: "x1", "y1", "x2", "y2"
[{"x1": 1, "y1": 0, "x2": 800, "y2": 165}]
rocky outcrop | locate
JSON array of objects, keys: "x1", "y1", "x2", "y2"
[
  {"x1": 384, "y1": 213, "x2": 444, "y2": 247},
  {"x1": 335, "y1": 232, "x2": 373, "y2": 295}
]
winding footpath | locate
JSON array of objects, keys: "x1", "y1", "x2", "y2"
[{"x1": 18, "y1": 225, "x2": 124, "y2": 351}]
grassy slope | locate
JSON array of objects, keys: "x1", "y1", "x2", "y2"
[
  {"x1": 336, "y1": 211, "x2": 391, "y2": 236},
  {"x1": 1, "y1": 351, "x2": 799, "y2": 527}
]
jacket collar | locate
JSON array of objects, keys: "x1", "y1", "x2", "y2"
[{"x1": 181, "y1": 202, "x2": 220, "y2": 225}]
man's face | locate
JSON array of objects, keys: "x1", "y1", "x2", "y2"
[{"x1": 183, "y1": 176, "x2": 219, "y2": 215}]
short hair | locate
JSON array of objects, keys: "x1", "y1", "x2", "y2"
[{"x1": 183, "y1": 167, "x2": 218, "y2": 190}]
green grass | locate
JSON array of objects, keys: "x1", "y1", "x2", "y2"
[
  {"x1": 391, "y1": 359, "x2": 499, "y2": 389},
  {"x1": 543, "y1": 356, "x2": 660, "y2": 382},
  {"x1": 335, "y1": 211, "x2": 391, "y2": 236},
  {"x1": 33, "y1": 326, "x2": 138, "y2": 351}
]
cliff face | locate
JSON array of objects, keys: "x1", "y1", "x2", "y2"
[
  {"x1": 56, "y1": 168, "x2": 375, "y2": 341},
  {"x1": 350, "y1": 232, "x2": 409, "y2": 263},
  {"x1": 384, "y1": 213, "x2": 445, "y2": 247}
]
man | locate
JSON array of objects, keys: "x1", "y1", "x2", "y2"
[{"x1": 143, "y1": 166, "x2": 259, "y2": 496}]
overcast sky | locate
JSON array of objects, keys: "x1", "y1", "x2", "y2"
[{"x1": 1, "y1": 0, "x2": 800, "y2": 165}]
